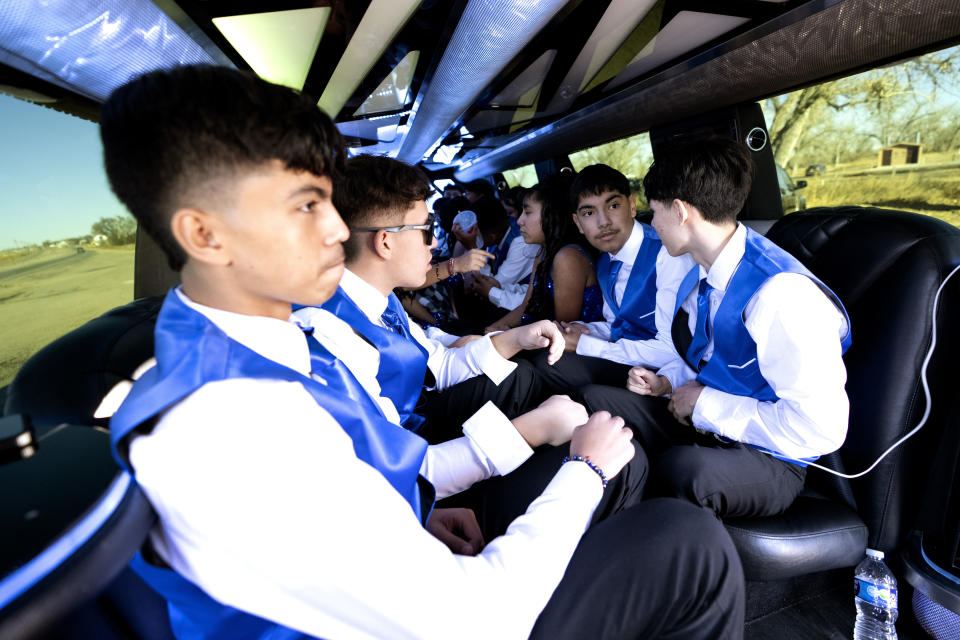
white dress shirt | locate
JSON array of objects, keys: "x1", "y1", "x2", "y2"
[
  {"x1": 321, "y1": 269, "x2": 517, "y2": 391},
  {"x1": 128, "y1": 289, "x2": 603, "y2": 640},
  {"x1": 576, "y1": 221, "x2": 694, "y2": 368},
  {"x1": 487, "y1": 233, "x2": 539, "y2": 310},
  {"x1": 657, "y1": 224, "x2": 850, "y2": 460}
]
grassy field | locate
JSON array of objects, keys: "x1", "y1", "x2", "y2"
[
  {"x1": 0, "y1": 245, "x2": 135, "y2": 387},
  {"x1": 792, "y1": 154, "x2": 960, "y2": 228}
]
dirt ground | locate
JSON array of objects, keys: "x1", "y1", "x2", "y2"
[{"x1": 0, "y1": 246, "x2": 135, "y2": 386}]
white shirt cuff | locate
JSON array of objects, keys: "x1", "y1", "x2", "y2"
[
  {"x1": 574, "y1": 334, "x2": 608, "y2": 358},
  {"x1": 462, "y1": 401, "x2": 533, "y2": 476},
  {"x1": 488, "y1": 287, "x2": 505, "y2": 307},
  {"x1": 465, "y1": 335, "x2": 517, "y2": 385}
]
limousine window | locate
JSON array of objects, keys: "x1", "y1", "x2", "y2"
[
  {"x1": 0, "y1": 93, "x2": 135, "y2": 387},
  {"x1": 763, "y1": 43, "x2": 960, "y2": 228}
]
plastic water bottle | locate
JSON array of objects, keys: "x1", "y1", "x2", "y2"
[{"x1": 854, "y1": 548, "x2": 898, "y2": 640}]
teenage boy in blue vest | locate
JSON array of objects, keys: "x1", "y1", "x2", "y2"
[
  {"x1": 530, "y1": 164, "x2": 692, "y2": 394},
  {"x1": 296, "y1": 155, "x2": 554, "y2": 440},
  {"x1": 581, "y1": 137, "x2": 851, "y2": 518},
  {"x1": 102, "y1": 65, "x2": 745, "y2": 639}
]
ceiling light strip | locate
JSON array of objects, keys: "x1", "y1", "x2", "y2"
[
  {"x1": 397, "y1": 0, "x2": 573, "y2": 165},
  {"x1": 317, "y1": 0, "x2": 422, "y2": 118}
]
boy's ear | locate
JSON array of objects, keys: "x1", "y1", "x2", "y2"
[
  {"x1": 674, "y1": 199, "x2": 691, "y2": 225},
  {"x1": 371, "y1": 229, "x2": 392, "y2": 261},
  {"x1": 170, "y1": 208, "x2": 230, "y2": 266},
  {"x1": 571, "y1": 212, "x2": 585, "y2": 235},
  {"x1": 628, "y1": 194, "x2": 637, "y2": 218}
]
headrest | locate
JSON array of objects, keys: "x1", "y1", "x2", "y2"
[{"x1": 4, "y1": 297, "x2": 163, "y2": 434}]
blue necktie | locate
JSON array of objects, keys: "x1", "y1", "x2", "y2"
[
  {"x1": 381, "y1": 307, "x2": 407, "y2": 338},
  {"x1": 686, "y1": 278, "x2": 714, "y2": 370},
  {"x1": 607, "y1": 259, "x2": 624, "y2": 310},
  {"x1": 302, "y1": 327, "x2": 384, "y2": 414}
]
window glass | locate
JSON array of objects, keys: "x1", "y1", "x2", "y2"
[
  {"x1": 569, "y1": 132, "x2": 653, "y2": 208},
  {"x1": 763, "y1": 43, "x2": 960, "y2": 228},
  {"x1": 0, "y1": 94, "x2": 134, "y2": 387},
  {"x1": 502, "y1": 163, "x2": 537, "y2": 188}
]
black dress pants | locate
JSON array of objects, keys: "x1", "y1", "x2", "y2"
[
  {"x1": 416, "y1": 358, "x2": 549, "y2": 444},
  {"x1": 581, "y1": 384, "x2": 806, "y2": 519},
  {"x1": 527, "y1": 349, "x2": 632, "y2": 400},
  {"x1": 532, "y1": 498, "x2": 745, "y2": 639},
  {"x1": 439, "y1": 440, "x2": 648, "y2": 541}
]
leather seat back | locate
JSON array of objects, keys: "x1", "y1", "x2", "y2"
[
  {"x1": 3, "y1": 296, "x2": 162, "y2": 433},
  {"x1": 767, "y1": 206, "x2": 960, "y2": 552}
]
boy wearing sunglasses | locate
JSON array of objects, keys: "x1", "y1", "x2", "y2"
[{"x1": 295, "y1": 155, "x2": 570, "y2": 442}]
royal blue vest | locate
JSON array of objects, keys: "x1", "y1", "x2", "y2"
[
  {"x1": 320, "y1": 287, "x2": 429, "y2": 432},
  {"x1": 110, "y1": 290, "x2": 434, "y2": 639},
  {"x1": 596, "y1": 223, "x2": 662, "y2": 342},
  {"x1": 672, "y1": 228, "x2": 852, "y2": 463}
]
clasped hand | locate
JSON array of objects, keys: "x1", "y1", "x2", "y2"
[
  {"x1": 426, "y1": 508, "x2": 484, "y2": 556},
  {"x1": 512, "y1": 394, "x2": 589, "y2": 448}
]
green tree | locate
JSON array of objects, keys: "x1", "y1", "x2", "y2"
[
  {"x1": 91, "y1": 215, "x2": 137, "y2": 245},
  {"x1": 765, "y1": 45, "x2": 960, "y2": 170}
]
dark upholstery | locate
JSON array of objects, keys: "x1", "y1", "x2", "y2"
[
  {"x1": 725, "y1": 206, "x2": 960, "y2": 580},
  {"x1": 3, "y1": 296, "x2": 163, "y2": 433},
  {"x1": 0, "y1": 426, "x2": 162, "y2": 639}
]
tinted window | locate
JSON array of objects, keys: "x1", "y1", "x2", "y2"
[
  {"x1": 763, "y1": 44, "x2": 960, "y2": 228},
  {"x1": 0, "y1": 94, "x2": 134, "y2": 387}
]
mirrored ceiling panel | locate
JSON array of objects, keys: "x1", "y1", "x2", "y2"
[
  {"x1": 606, "y1": 11, "x2": 750, "y2": 91},
  {"x1": 212, "y1": 8, "x2": 329, "y2": 90},
  {"x1": 545, "y1": 0, "x2": 659, "y2": 114},
  {"x1": 353, "y1": 49, "x2": 419, "y2": 117},
  {"x1": 490, "y1": 49, "x2": 556, "y2": 108}
]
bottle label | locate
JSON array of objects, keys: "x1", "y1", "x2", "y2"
[{"x1": 855, "y1": 578, "x2": 898, "y2": 608}]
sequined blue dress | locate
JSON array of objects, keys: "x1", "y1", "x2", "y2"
[{"x1": 523, "y1": 245, "x2": 604, "y2": 324}]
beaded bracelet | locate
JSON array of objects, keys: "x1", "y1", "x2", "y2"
[
  {"x1": 561, "y1": 455, "x2": 608, "y2": 488},
  {"x1": 434, "y1": 263, "x2": 441, "y2": 280}
]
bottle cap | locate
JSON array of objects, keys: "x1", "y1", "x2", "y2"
[{"x1": 866, "y1": 548, "x2": 884, "y2": 560}]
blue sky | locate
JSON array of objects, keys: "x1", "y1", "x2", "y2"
[{"x1": 0, "y1": 93, "x2": 129, "y2": 250}]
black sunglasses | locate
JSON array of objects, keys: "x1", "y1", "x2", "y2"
[{"x1": 353, "y1": 212, "x2": 436, "y2": 245}]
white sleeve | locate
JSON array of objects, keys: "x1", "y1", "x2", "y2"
[
  {"x1": 421, "y1": 402, "x2": 534, "y2": 499},
  {"x1": 409, "y1": 321, "x2": 516, "y2": 390},
  {"x1": 130, "y1": 379, "x2": 600, "y2": 640},
  {"x1": 692, "y1": 273, "x2": 849, "y2": 459},
  {"x1": 489, "y1": 283, "x2": 530, "y2": 310},
  {"x1": 494, "y1": 237, "x2": 538, "y2": 287}
]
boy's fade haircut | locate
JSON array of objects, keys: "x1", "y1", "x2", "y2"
[
  {"x1": 569, "y1": 164, "x2": 631, "y2": 208},
  {"x1": 100, "y1": 64, "x2": 345, "y2": 271},
  {"x1": 332, "y1": 155, "x2": 432, "y2": 262},
  {"x1": 642, "y1": 136, "x2": 755, "y2": 224}
]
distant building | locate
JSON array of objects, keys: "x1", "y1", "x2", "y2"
[
  {"x1": 92, "y1": 234, "x2": 108, "y2": 246},
  {"x1": 878, "y1": 142, "x2": 922, "y2": 167}
]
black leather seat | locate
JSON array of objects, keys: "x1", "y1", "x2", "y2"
[
  {"x1": 724, "y1": 206, "x2": 960, "y2": 580},
  {"x1": 1, "y1": 296, "x2": 170, "y2": 638},
  {"x1": 3, "y1": 296, "x2": 163, "y2": 433},
  {"x1": 0, "y1": 425, "x2": 158, "y2": 638}
]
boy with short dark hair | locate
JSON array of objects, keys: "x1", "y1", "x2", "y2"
[
  {"x1": 531, "y1": 163, "x2": 693, "y2": 393},
  {"x1": 104, "y1": 65, "x2": 745, "y2": 639},
  {"x1": 467, "y1": 194, "x2": 539, "y2": 315},
  {"x1": 582, "y1": 137, "x2": 851, "y2": 518},
  {"x1": 298, "y1": 155, "x2": 556, "y2": 437}
]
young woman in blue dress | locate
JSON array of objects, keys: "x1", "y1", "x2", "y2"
[{"x1": 485, "y1": 173, "x2": 603, "y2": 332}]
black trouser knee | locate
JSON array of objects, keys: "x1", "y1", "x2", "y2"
[{"x1": 531, "y1": 498, "x2": 745, "y2": 640}]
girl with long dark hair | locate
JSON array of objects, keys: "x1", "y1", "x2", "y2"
[{"x1": 485, "y1": 173, "x2": 603, "y2": 331}]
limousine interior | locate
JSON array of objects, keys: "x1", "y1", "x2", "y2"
[{"x1": 2, "y1": 0, "x2": 960, "y2": 637}]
